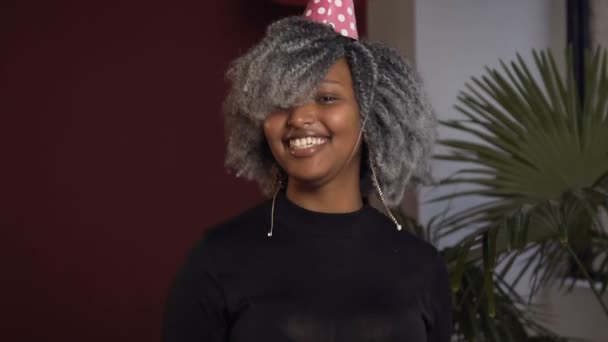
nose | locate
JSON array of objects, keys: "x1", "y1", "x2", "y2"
[{"x1": 287, "y1": 103, "x2": 316, "y2": 127}]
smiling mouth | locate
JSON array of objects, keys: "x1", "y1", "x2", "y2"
[{"x1": 288, "y1": 137, "x2": 328, "y2": 149}]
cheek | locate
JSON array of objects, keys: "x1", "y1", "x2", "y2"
[
  {"x1": 263, "y1": 114, "x2": 287, "y2": 148},
  {"x1": 324, "y1": 105, "x2": 361, "y2": 136}
]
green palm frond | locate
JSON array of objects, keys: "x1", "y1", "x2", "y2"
[
  {"x1": 431, "y1": 47, "x2": 608, "y2": 328},
  {"x1": 448, "y1": 258, "x2": 567, "y2": 342},
  {"x1": 398, "y1": 215, "x2": 567, "y2": 341},
  {"x1": 437, "y1": 49, "x2": 608, "y2": 205}
]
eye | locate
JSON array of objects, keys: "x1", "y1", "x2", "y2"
[{"x1": 316, "y1": 94, "x2": 338, "y2": 104}]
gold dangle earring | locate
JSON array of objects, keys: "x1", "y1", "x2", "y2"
[{"x1": 368, "y1": 154, "x2": 402, "y2": 231}]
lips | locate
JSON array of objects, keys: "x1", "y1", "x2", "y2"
[
  {"x1": 288, "y1": 138, "x2": 328, "y2": 157},
  {"x1": 282, "y1": 136, "x2": 329, "y2": 158},
  {"x1": 282, "y1": 130, "x2": 331, "y2": 157}
]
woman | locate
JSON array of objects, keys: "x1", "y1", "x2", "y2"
[{"x1": 163, "y1": 1, "x2": 451, "y2": 341}]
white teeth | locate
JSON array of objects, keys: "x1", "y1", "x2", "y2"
[{"x1": 289, "y1": 137, "x2": 326, "y2": 149}]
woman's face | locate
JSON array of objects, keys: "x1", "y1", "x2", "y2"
[{"x1": 263, "y1": 58, "x2": 362, "y2": 188}]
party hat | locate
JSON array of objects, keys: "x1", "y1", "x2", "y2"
[{"x1": 303, "y1": 0, "x2": 359, "y2": 40}]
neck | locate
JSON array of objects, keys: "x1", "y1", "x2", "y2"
[{"x1": 285, "y1": 171, "x2": 363, "y2": 214}]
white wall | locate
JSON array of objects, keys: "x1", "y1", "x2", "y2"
[
  {"x1": 414, "y1": 0, "x2": 566, "y2": 240},
  {"x1": 591, "y1": 0, "x2": 608, "y2": 47}
]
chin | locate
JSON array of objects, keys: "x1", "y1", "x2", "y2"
[{"x1": 286, "y1": 169, "x2": 332, "y2": 187}]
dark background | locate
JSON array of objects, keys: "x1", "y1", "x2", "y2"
[{"x1": 0, "y1": 1, "x2": 366, "y2": 341}]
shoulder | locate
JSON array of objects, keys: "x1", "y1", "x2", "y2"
[
  {"x1": 187, "y1": 199, "x2": 272, "y2": 260},
  {"x1": 368, "y1": 206, "x2": 439, "y2": 256},
  {"x1": 396, "y1": 231, "x2": 443, "y2": 278},
  {"x1": 207, "y1": 199, "x2": 272, "y2": 241},
  {"x1": 366, "y1": 205, "x2": 444, "y2": 274}
]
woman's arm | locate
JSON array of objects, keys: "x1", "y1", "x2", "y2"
[
  {"x1": 162, "y1": 240, "x2": 229, "y2": 342},
  {"x1": 428, "y1": 252, "x2": 453, "y2": 342}
]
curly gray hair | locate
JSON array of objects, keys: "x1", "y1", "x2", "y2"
[{"x1": 223, "y1": 17, "x2": 436, "y2": 206}]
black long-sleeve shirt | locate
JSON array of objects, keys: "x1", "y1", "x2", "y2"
[{"x1": 163, "y1": 194, "x2": 452, "y2": 341}]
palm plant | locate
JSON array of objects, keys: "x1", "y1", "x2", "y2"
[
  {"x1": 396, "y1": 213, "x2": 567, "y2": 341},
  {"x1": 424, "y1": 47, "x2": 608, "y2": 338},
  {"x1": 446, "y1": 253, "x2": 566, "y2": 341}
]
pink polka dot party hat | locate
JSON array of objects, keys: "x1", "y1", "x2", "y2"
[{"x1": 303, "y1": 0, "x2": 359, "y2": 40}]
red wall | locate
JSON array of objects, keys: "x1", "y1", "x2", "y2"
[{"x1": 1, "y1": 1, "x2": 366, "y2": 341}]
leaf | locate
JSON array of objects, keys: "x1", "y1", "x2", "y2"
[{"x1": 428, "y1": 47, "x2": 608, "y2": 338}]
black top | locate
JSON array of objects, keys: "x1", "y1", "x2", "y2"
[{"x1": 163, "y1": 194, "x2": 452, "y2": 341}]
